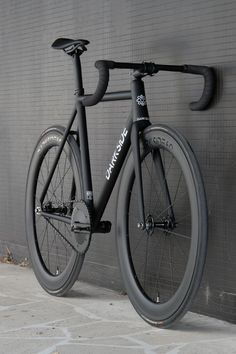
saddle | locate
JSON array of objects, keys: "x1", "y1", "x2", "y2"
[{"x1": 52, "y1": 38, "x2": 89, "y2": 56}]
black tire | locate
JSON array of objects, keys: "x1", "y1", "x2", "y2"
[
  {"x1": 116, "y1": 124, "x2": 207, "y2": 328},
  {"x1": 25, "y1": 126, "x2": 84, "y2": 296}
]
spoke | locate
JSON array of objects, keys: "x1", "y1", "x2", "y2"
[
  {"x1": 53, "y1": 164, "x2": 61, "y2": 200},
  {"x1": 164, "y1": 229, "x2": 191, "y2": 240},
  {"x1": 48, "y1": 165, "x2": 71, "y2": 203},
  {"x1": 37, "y1": 164, "x2": 71, "y2": 207},
  {"x1": 168, "y1": 237, "x2": 174, "y2": 296},
  {"x1": 148, "y1": 156, "x2": 154, "y2": 215},
  {"x1": 45, "y1": 217, "x2": 76, "y2": 251},
  {"x1": 39, "y1": 148, "x2": 72, "y2": 206},
  {"x1": 57, "y1": 223, "x2": 70, "y2": 252},
  {"x1": 154, "y1": 191, "x2": 188, "y2": 221},
  {"x1": 143, "y1": 157, "x2": 164, "y2": 212},
  {"x1": 162, "y1": 148, "x2": 166, "y2": 171},
  {"x1": 49, "y1": 220, "x2": 57, "y2": 259},
  {"x1": 143, "y1": 236, "x2": 150, "y2": 290},
  {"x1": 154, "y1": 231, "x2": 166, "y2": 294},
  {"x1": 165, "y1": 155, "x2": 174, "y2": 178},
  {"x1": 149, "y1": 150, "x2": 174, "y2": 218},
  {"x1": 39, "y1": 219, "x2": 49, "y2": 251},
  {"x1": 61, "y1": 154, "x2": 69, "y2": 201},
  {"x1": 37, "y1": 151, "x2": 60, "y2": 204},
  {"x1": 174, "y1": 237, "x2": 190, "y2": 258},
  {"x1": 148, "y1": 149, "x2": 184, "y2": 222},
  {"x1": 39, "y1": 158, "x2": 54, "y2": 204},
  {"x1": 176, "y1": 213, "x2": 191, "y2": 224},
  {"x1": 64, "y1": 224, "x2": 68, "y2": 266},
  {"x1": 46, "y1": 218, "x2": 50, "y2": 270},
  {"x1": 49, "y1": 147, "x2": 58, "y2": 194},
  {"x1": 130, "y1": 230, "x2": 146, "y2": 256},
  {"x1": 37, "y1": 179, "x2": 60, "y2": 206},
  {"x1": 173, "y1": 171, "x2": 183, "y2": 204}
]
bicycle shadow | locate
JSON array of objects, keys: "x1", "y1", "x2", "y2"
[
  {"x1": 168, "y1": 312, "x2": 236, "y2": 335},
  {"x1": 65, "y1": 283, "x2": 124, "y2": 301}
]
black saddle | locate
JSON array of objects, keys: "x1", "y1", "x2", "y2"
[{"x1": 52, "y1": 38, "x2": 90, "y2": 56}]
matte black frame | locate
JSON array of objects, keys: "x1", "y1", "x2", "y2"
[{"x1": 39, "y1": 58, "x2": 149, "y2": 231}]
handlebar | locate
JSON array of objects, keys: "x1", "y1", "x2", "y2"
[
  {"x1": 81, "y1": 60, "x2": 216, "y2": 111},
  {"x1": 182, "y1": 65, "x2": 216, "y2": 111},
  {"x1": 81, "y1": 60, "x2": 114, "y2": 107}
]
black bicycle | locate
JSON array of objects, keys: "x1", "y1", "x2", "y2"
[{"x1": 25, "y1": 38, "x2": 215, "y2": 328}]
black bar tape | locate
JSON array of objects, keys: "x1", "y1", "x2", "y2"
[
  {"x1": 183, "y1": 65, "x2": 216, "y2": 111},
  {"x1": 82, "y1": 60, "x2": 115, "y2": 107}
]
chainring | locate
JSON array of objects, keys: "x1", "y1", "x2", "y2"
[{"x1": 71, "y1": 200, "x2": 92, "y2": 254}]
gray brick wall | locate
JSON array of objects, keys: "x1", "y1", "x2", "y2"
[{"x1": 0, "y1": 0, "x2": 235, "y2": 322}]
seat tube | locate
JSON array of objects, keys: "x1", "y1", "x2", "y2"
[
  {"x1": 76, "y1": 101, "x2": 94, "y2": 208},
  {"x1": 74, "y1": 53, "x2": 94, "y2": 209}
]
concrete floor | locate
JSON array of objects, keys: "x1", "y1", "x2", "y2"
[{"x1": 0, "y1": 263, "x2": 236, "y2": 354}]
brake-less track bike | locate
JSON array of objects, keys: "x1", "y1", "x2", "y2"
[{"x1": 25, "y1": 38, "x2": 215, "y2": 327}]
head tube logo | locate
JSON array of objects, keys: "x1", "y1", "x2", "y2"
[{"x1": 136, "y1": 95, "x2": 146, "y2": 106}]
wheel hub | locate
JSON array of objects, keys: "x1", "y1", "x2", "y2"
[
  {"x1": 39, "y1": 201, "x2": 69, "y2": 215},
  {"x1": 137, "y1": 215, "x2": 176, "y2": 235}
]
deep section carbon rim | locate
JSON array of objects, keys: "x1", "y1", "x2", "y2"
[{"x1": 117, "y1": 125, "x2": 207, "y2": 326}]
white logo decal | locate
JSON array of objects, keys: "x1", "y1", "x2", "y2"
[
  {"x1": 106, "y1": 128, "x2": 128, "y2": 180},
  {"x1": 137, "y1": 117, "x2": 149, "y2": 121},
  {"x1": 136, "y1": 95, "x2": 146, "y2": 106},
  {"x1": 86, "y1": 191, "x2": 93, "y2": 200}
]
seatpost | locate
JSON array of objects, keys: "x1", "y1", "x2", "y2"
[{"x1": 74, "y1": 53, "x2": 84, "y2": 95}]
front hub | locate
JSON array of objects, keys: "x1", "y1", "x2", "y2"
[{"x1": 137, "y1": 215, "x2": 176, "y2": 235}]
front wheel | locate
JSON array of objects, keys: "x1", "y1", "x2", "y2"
[{"x1": 116, "y1": 124, "x2": 207, "y2": 328}]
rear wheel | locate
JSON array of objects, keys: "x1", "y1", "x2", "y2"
[
  {"x1": 25, "y1": 126, "x2": 84, "y2": 296},
  {"x1": 116, "y1": 124, "x2": 207, "y2": 327}
]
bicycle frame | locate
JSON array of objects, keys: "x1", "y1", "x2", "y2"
[{"x1": 39, "y1": 54, "x2": 154, "y2": 232}]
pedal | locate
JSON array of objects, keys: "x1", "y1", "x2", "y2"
[{"x1": 94, "y1": 221, "x2": 112, "y2": 234}]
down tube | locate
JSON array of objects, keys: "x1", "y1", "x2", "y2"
[{"x1": 93, "y1": 114, "x2": 133, "y2": 229}]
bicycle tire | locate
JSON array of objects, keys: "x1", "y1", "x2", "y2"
[
  {"x1": 116, "y1": 124, "x2": 207, "y2": 328},
  {"x1": 25, "y1": 125, "x2": 84, "y2": 296}
]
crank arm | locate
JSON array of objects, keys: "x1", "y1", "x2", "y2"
[{"x1": 71, "y1": 222, "x2": 91, "y2": 232}]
